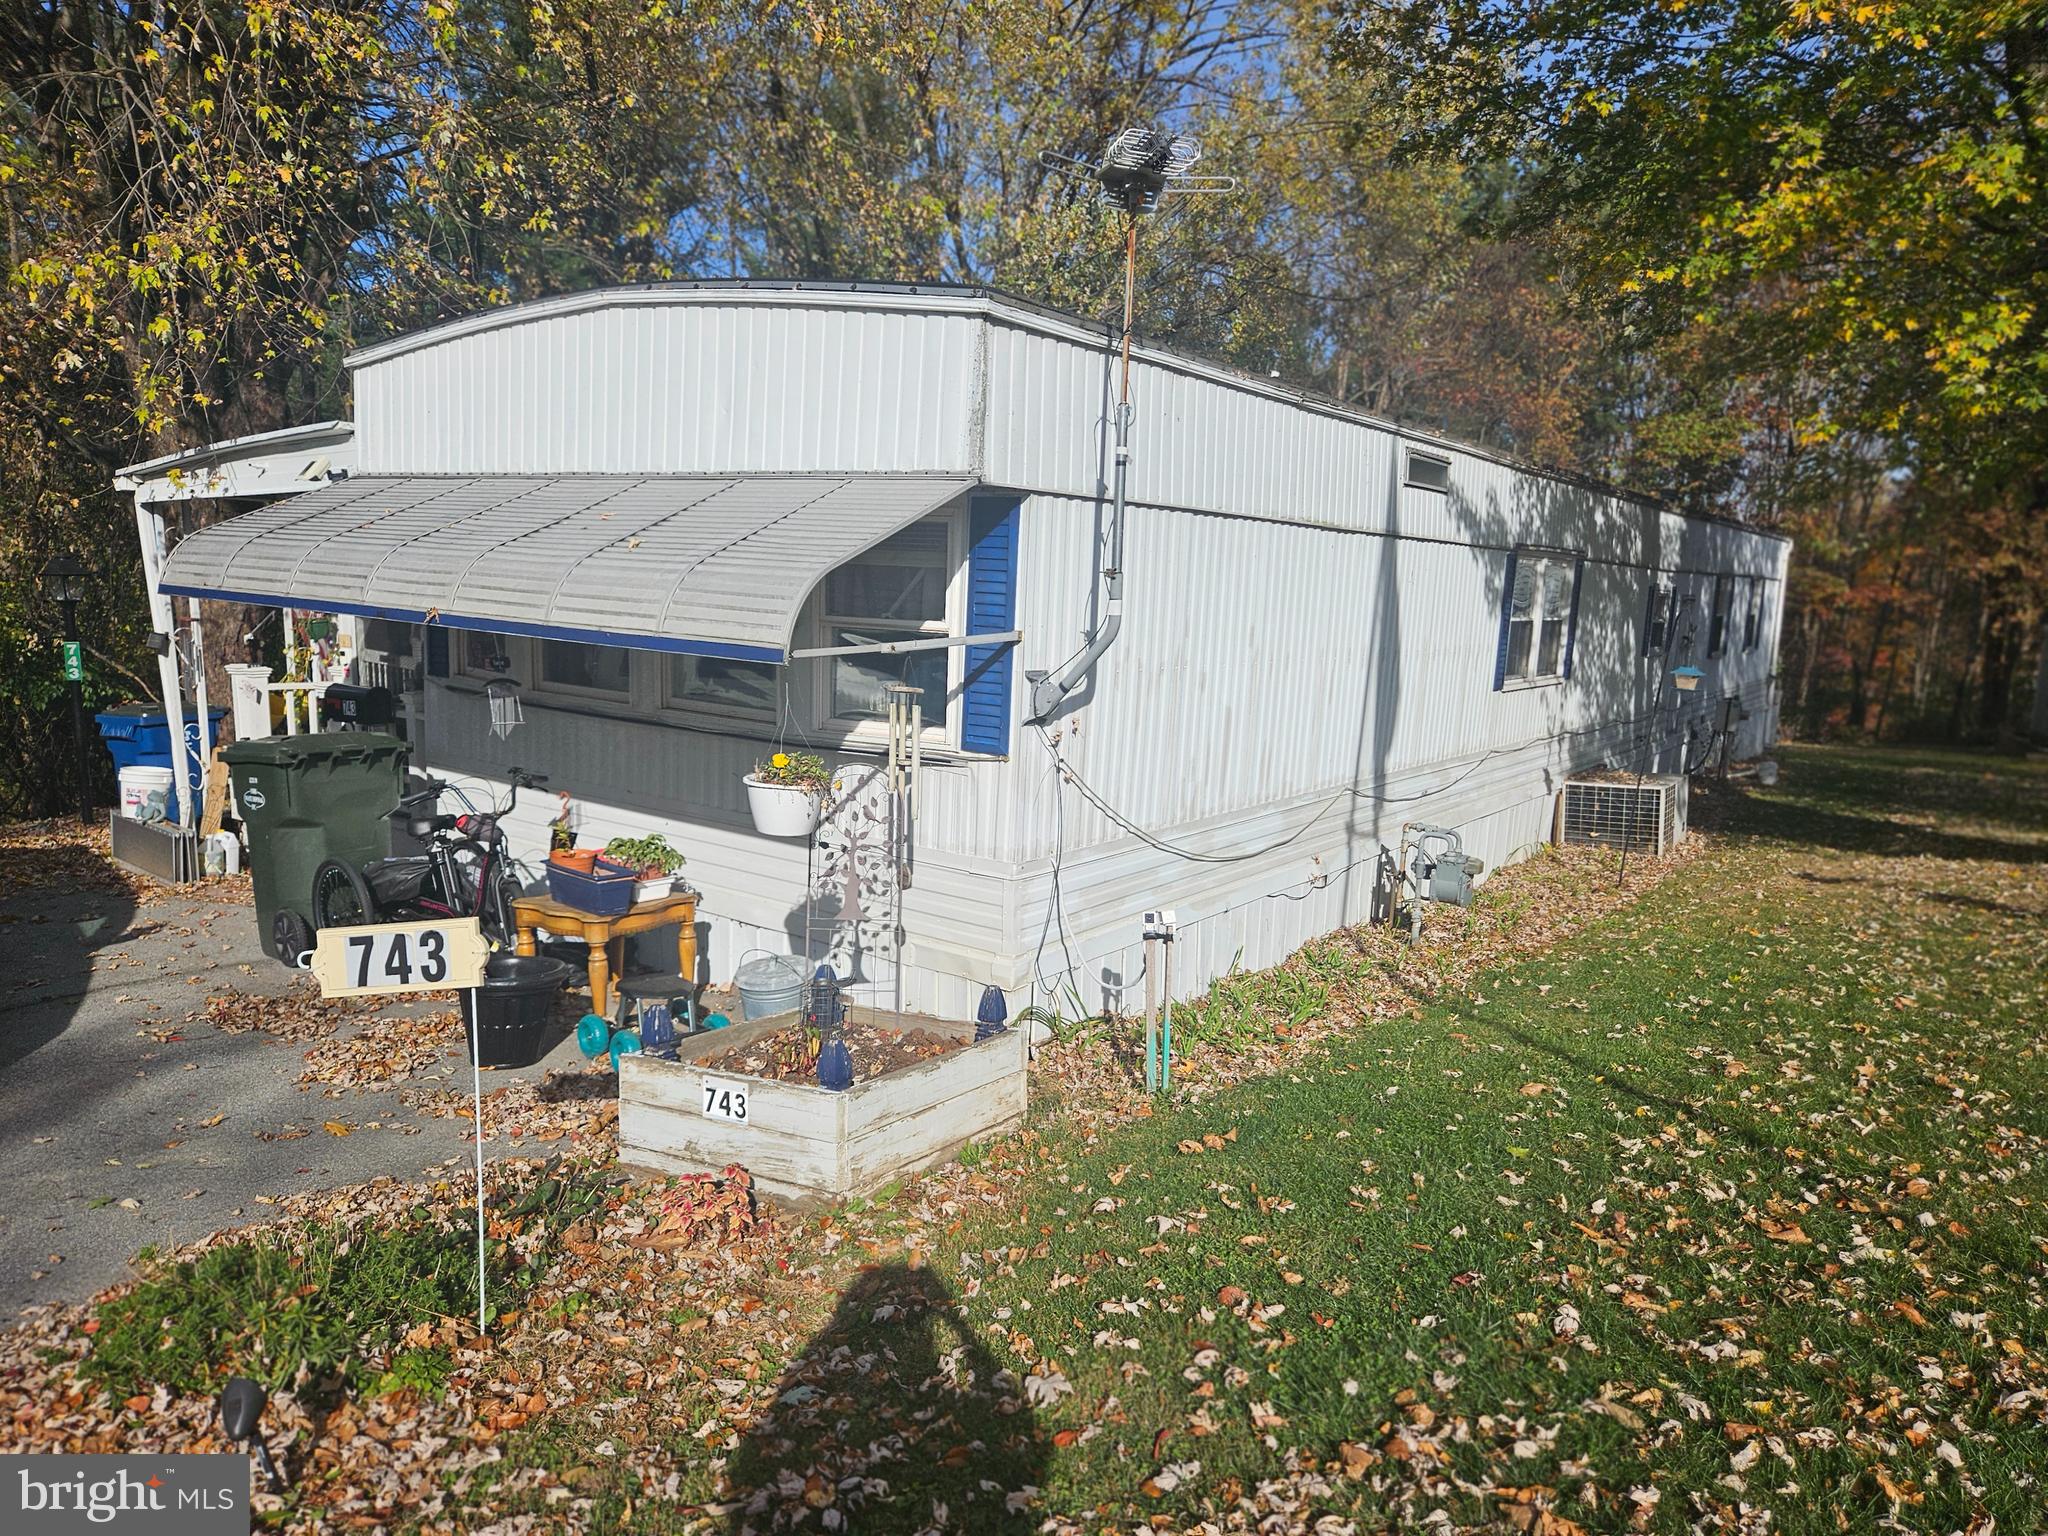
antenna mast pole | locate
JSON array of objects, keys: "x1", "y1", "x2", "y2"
[
  {"x1": 1028, "y1": 129, "x2": 1234, "y2": 723},
  {"x1": 1105, "y1": 216, "x2": 1137, "y2": 601},
  {"x1": 1120, "y1": 218, "x2": 1137, "y2": 405}
]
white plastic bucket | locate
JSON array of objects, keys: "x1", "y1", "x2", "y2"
[
  {"x1": 734, "y1": 951, "x2": 806, "y2": 1020},
  {"x1": 118, "y1": 765, "x2": 175, "y2": 821}
]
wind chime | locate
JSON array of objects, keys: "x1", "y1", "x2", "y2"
[
  {"x1": 799, "y1": 683, "x2": 925, "y2": 1062},
  {"x1": 884, "y1": 683, "x2": 921, "y2": 1019}
]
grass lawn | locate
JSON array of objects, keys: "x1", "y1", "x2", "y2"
[
  {"x1": 702, "y1": 746, "x2": 2048, "y2": 1534},
  {"x1": 20, "y1": 745, "x2": 2041, "y2": 1536}
]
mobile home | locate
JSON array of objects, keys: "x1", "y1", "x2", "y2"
[{"x1": 144, "y1": 281, "x2": 1789, "y2": 1021}]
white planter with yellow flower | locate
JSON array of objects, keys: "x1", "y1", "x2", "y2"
[{"x1": 744, "y1": 751, "x2": 829, "y2": 838}]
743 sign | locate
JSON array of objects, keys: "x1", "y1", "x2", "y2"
[{"x1": 309, "y1": 917, "x2": 487, "y2": 998}]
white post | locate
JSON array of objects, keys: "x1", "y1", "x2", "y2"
[
  {"x1": 281, "y1": 606, "x2": 299, "y2": 735},
  {"x1": 132, "y1": 493, "x2": 194, "y2": 828},
  {"x1": 188, "y1": 597, "x2": 211, "y2": 799},
  {"x1": 467, "y1": 989, "x2": 488, "y2": 1334}
]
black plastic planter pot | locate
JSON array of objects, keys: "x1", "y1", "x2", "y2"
[{"x1": 468, "y1": 954, "x2": 573, "y2": 1068}]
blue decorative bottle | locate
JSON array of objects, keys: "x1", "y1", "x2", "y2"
[
  {"x1": 641, "y1": 1003, "x2": 678, "y2": 1060},
  {"x1": 975, "y1": 984, "x2": 1009, "y2": 1041}
]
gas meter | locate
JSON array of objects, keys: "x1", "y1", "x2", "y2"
[{"x1": 1399, "y1": 823, "x2": 1486, "y2": 944}]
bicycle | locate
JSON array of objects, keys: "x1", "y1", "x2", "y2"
[{"x1": 294, "y1": 767, "x2": 548, "y2": 961}]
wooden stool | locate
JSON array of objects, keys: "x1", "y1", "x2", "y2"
[{"x1": 614, "y1": 972, "x2": 704, "y2": 1034}]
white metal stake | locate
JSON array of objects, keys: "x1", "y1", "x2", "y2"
[
  {"x1": 466, "y1": 988, "x2": 487, "y2": 1333},
  {"x1": 1143, "y1": 932, "x2": 1158, "y2": 1092},
  {"x1": 1160, "y1": 932, "x2": 1173, "y2": 1092}
]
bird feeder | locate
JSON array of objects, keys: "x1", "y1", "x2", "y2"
[
  {"x1": 807, "y1": 965, "x2": 853, "y2": 1091},
  {"x1": 1671, "y1": 664, "x2": 1705, "y2": 693},
  {"x1": 484, "y1": 676, "x2": 525, "y2": 739}
]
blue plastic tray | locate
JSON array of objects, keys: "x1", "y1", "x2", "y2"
[{"x1": 546, "y1": 861, "x2": 636, "y2": 916}]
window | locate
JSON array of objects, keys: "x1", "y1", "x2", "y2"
[
  {"x1": 459, "y1": 631, "x2": 513, "y2": 678},
  {"x1": 1500, "y1": 550, "x2": 1581, "y2": 686},
  {"x1": 817, "y1": 517, "x2": 956, "y2": 736},
  {"x1": 1709, "y1": 573, "x2": 1734, "y2": 656},
  {"x1": 1642, "y1": 581, "x2": 1676, "y2": 656},
  {"x1": 1405, "y1": 450, "x2": 1451, "y2": 493},
  {"x1": 1743, "y1": 577, "x2": 1764, "y2": 650},
  {"x1": 420, "y1": 499, "x2": 1009, "y2": 754},
  {"x1": 668, "y1": 653, "x2": 777, "y2": 719},
  {"x1": 537, "y1": 639, "x2": 631, "y2": 697}
]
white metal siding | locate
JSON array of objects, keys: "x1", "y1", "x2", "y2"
[
  {"x1": 351, "y1": 285, "x2": 1790, "y2": 1019},
  {"x1": 355, "y1": 301, "x2": 985, "y2": 477}
]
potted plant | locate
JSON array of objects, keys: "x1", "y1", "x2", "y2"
[
  {"x1": 547, "y1": 793, "x2": 600, "y2": 872},
  {"x1": 603, "y1": 833, "x2": 688, "y2": 902},
  {"x1": 744, "y1": 751, "x2": 830, "y2": 837}
]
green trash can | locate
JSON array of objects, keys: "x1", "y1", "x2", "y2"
[{"x1": 222, "y1": 733, "x2": 410, "y2": 963}]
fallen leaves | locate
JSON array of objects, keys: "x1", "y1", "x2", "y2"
[
  {"x1": 297, "y1": 1006, "x2": 462, "y2": 1092},
  {"x1": 628, "y1": 1165, "x2": 756, "y2": 1254},
  {"x1": 698, "y1": 1017, "x2": 960, "y2": 1084}
]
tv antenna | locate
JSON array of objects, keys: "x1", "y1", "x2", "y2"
[{"x1": 1027, "y1": 127, "x2": 1236, "y2": 722}]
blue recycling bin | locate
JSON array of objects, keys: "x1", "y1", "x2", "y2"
[{"x1": 94, "y1": 702, "x2": 229, "y2": 806}]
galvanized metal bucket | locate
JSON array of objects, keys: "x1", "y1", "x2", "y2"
[{"x1": 734, "y1": 950, "x2": 806, "y2": 1020}]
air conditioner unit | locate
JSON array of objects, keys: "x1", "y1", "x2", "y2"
[{"x1": 1559, "y1": 773, "x2": 1689, "y2": 856}]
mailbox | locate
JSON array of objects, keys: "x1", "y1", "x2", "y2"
[{"x1": 317, "y1": 683, "x2": 396, "y2": 728}]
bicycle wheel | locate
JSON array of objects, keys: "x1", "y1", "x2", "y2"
[{"x1": 311, "y1": 858, "x2": 379, "y2": 932}]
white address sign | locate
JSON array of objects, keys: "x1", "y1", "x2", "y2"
[
  {"x1": 309, "y1": 917, "x2": 488, "y2": 998},
  {"x1": 699, "y1": 1077, "x2": 751, "y2": 1125}
]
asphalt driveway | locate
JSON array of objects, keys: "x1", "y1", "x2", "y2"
[{"x1": 0, "y1": 824, "x2": 588, "y2": 1315}]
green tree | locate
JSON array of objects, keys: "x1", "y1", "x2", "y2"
[{"x1": 1334, "y1": 0, "x2": 2048, "y2": 478}]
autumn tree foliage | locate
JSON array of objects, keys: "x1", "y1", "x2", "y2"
[
  {"x1": 1335, "y1": 0, "x2": 2048, "y2": 737},
  {"x1": 3, "y1": 0, "x2": 2043, "y2": 812}
]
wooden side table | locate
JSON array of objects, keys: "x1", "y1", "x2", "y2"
[{"x1": 511, "y1": 891, "x2": 699, "y2": 1017}]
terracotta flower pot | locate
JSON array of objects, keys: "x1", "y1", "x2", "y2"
[{"x1": 551, "y1": 848, "x2": 599, "y2": 875}]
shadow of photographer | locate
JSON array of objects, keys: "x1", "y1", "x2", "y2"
[{"x1": 721, "y1": 1263, "x2": 1045, "y2": 1534}]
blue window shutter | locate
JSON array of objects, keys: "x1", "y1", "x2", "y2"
[
  {"x1": 1561, "y1": 558, "x2": 1587, "y2": 680},
  {"x1": 962, "y1": 495, "x2": 1020, "y2": 754},
  {"x1": 425, "y1": 626, "x2": 449, "y2": 678},
  {"x1": 1492, "y1": 549, "x2": 1520, "y2": 691}
]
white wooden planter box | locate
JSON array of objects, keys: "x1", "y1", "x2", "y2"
[{"x1": 618, "y1": 1010, "x2": 1029, "y2": 1203}]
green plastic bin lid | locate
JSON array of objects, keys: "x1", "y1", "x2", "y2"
[{"x1": 220, "y1": 731, "x2": 409, "y2": 766}]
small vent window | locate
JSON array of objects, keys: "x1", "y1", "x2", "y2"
[{"x1": 1405, "y1": 450, "x2": 1451, "y2": 493}]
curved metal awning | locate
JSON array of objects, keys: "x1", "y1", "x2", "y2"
[{"x1": 158, "y1": 473, "x2": 977, "y2": 663}]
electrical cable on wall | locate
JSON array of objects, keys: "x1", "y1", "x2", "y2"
[
  {"x1": 1033, "y1": 698, "x2": 1693, "y2": 872},
  {"x1": 1030, "y1": 725, "x2": 1083, "y2": 999},
  {"x1": 1027, "y1": 690, "x2": 1724, "y2": 1003}
]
